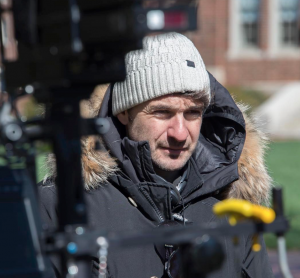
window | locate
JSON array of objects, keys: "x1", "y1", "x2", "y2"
[
  {"x1": 279, "y1": 0, "x2": 300, "y2": 46},
  {"x1": 229, "y1": 0, "x2": 300, "y2": 58},
  {"x1": 240, "y1": 0, "x2": 261, "y2": 47},
  {"x1": 228, "y1": 0, "x2": 263, "y2": 58},
  {"x1": 268, "y1": 0, "x2": 300, "y2": 57}
]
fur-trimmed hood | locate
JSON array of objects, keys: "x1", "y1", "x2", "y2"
[
  {"x1": 222, "y1": 103, "x2": 271, "y2": 205},
  {"x1": 44, "y1": 76, "x2": 272, "y2": 205}
]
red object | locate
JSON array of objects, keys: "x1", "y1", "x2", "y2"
[{"x1": 164, "y1": 11, "x2": 188, "y2": 29}]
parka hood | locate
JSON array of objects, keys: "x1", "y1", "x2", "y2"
[{"x1": 44, "y1": 74, "x2": 272, "y2": 205}]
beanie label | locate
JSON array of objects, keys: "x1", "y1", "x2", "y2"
[{"x1": 186, "y1": 60, "x2": 195, "y2": 68}]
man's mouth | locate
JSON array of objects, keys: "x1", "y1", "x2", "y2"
[{"x1": 160, "y1": 147, "x2": 188, "y2": 155}]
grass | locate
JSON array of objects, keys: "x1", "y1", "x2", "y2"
[
  {"x1": 36, "y1": 153, "x2": 48, "y2": 183},
  {"x1": 264, "y1": 141, "x2": 300, "y2": 250}
]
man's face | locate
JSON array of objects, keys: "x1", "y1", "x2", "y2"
[{"x1": 117, "y1": 94, "x2": 204, "y2": 173}]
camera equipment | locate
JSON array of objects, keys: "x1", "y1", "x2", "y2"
[
  {"x1": 0, "y1": 166, "x2": 53, "y2": 278},
  {"x1": 5, "y1": 0, "x2": 197, "y2": 92}
]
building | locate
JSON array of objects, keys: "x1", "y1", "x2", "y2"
[{"x1": 191, "y1": 0, "x2": 300, "y2": 91}]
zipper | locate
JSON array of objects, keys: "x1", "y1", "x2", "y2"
[{"x1": 139, "y1": 187, "x2": 165, "y2": 222}]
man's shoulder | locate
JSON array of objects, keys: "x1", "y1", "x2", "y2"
[{"x1": 37, "y1": 178, "x2": 118, "y2": 204}]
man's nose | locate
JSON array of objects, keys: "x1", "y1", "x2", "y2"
[{"x1": 167, "y1": 115, "x2": 189, "y2": 142}]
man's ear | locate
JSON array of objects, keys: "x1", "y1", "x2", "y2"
[{"x1": 117, "y1": 111, "x2": 129, "y2": 125}]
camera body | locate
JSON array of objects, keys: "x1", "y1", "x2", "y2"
[{"x1": 4, "y1": 0, "x2": 197, "y2": 96}]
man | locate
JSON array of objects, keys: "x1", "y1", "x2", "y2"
[{"x1": 40, "y1": 33, "x2": 273, "y2": 278}]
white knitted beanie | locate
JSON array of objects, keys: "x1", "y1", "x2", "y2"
[{"x1": 112, "y1": 32, "x2": 210, "y2": 116}]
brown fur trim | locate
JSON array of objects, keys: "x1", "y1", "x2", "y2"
[
  {"x1": 222, "y1": 103, "x2": 273, "y2": 205},
  {"x1": 43, "y1": 136, "x2": 118, "y2": 190},
  {"x1": 81, "y1": 136, "x2": 118, "y2": 189},
  {"x1": 80, "y1": 84, "x2": 109, "y2": 118}
]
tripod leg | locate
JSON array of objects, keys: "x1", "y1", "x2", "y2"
[{"x1": 277, "y1": 236, "x2": 293, "y2": 278}]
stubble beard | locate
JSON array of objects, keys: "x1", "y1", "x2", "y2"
[{"x1": 151, "y1": 144, "x2": 193, "y2": 172}]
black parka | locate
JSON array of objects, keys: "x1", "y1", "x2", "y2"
[{"x1": 39, "y1": 73, "x2": 274, "y2": 278}]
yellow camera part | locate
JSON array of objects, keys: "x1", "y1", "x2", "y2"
[{"x1": 213, "y1": 199, "x2": 276, "y2": 224}]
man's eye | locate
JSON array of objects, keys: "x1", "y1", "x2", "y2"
[
  {"x1": 185, "y1": 110, "x2": 202, "y2": 119},
  {"x1": 154, "y1": 110, "x2": 169, "y2": 115},
  {"x1": 153, "y1": 110, "x2": 171, "y2": 118}
]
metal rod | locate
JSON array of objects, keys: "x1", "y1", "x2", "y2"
[{"x1": 278, "y1": 236, "x2": 294, "y2": 278}]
